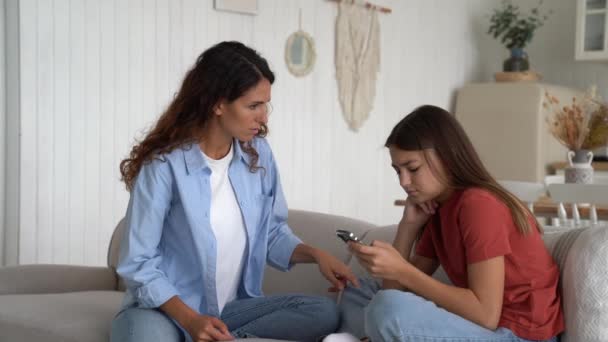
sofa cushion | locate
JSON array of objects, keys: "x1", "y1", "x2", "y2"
[
  {"x1": 0, "y1": 265, "x2": 117, "y2": 295},
  {"x1": 262, "y1": 210, "x2": 377, "y2": 297},
  {"x1": 0, "y1": 291, "x2": 123, "y2": 342},
  {"x1": 110, "y1": 210, "x2": 378, "y2": 298}
]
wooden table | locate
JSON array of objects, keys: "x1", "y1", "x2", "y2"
[
  {"x1": 532, "y1": 196, "x2": 608, "y2": 220},
  {"x1": 394, "y1": 196, "x2": 608, "y2": 220},
  {"x1": 548, "y1": 161, "x2": 608, "y2": 173}
]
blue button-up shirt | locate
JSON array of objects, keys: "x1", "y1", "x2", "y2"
[{"x1": 116, "y1": 137, "x2": 302, "y2": 318}]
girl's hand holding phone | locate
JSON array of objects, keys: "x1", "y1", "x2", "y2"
[{"x1": 348, "y1": 240, "x2": 413, "y2": 282}]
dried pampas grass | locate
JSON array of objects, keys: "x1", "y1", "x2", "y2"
[{"x1": 544, "y1": 86, "x2": 608, "y2": 151}]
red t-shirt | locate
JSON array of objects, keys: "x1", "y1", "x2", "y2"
[{"x1": 415, "y1": 188, "x2": 564, "y2": 340}]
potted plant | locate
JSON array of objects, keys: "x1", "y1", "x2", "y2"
[{"x1": 488, "y1": 0, "x2": 551, "y2": 72}]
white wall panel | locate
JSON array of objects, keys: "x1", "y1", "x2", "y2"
[
  {"x1": 67, "y1": 0, "x2": 86, "y2": 265},
  {"x1": 4, "y1": 0, "x2": 21, "y2": 266},
  {"x1": 15, "y1": 0, "x2": 499, "y2": 265},
  {"x1": 98, "y1": 0, "x2": 116, "y2": 264},
  {"x1": 0, "y1": 0, "x2": 6, "y2": 265},
  {"x1": 52, "y1": 0, "x2": 70, "y2": 264},
  {"x1": 84, "y1": 0, "x2": 102, "y2": 265},
  {"x1": 19, "y1": 0, "x2": 39, "y2": 264}
]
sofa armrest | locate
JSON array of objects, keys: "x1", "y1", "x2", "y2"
[
  {"x1": 542, "y1": 226, "x2": 608, "y2": 342},
  {"x1": 0, "y1": 264, "x2": 118, "y2": 295}
]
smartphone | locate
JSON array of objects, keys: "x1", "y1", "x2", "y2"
[{"x1": 336, "y1": 229, "x2": 365, "y2": 244}]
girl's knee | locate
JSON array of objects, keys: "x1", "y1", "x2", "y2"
[
  {"x1": 366, "y1": 290, "x2": 418, "y2": 316},
  {"x1": 364, "y1": 290, "x2": 421, "y2": 339}
]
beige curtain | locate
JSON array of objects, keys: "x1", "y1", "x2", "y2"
[{"x1": 335, "y1": 1, "x2": 380, "y2": 131}]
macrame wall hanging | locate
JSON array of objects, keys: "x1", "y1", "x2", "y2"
[{"x1": 332, "y1": 0, "x2": 391, "y2": 131}]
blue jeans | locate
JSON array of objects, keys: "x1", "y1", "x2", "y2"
[
  {"x1": 339, "y1": 277, "x2": 559, "y2": 342},
  {"x1": 110, "y1": 294, "x2": 338, "y2": 342}
]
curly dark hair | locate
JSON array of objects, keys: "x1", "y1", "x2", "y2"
[{"x1": 120, "y1": 41, "x2": 275, "y2": 191}]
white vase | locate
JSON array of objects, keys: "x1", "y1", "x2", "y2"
[{"x1": 565, "y1": 150, "x2": 594, "y2": 184}]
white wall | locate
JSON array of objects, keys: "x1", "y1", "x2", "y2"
[
  {"x1": 11, "y1": 0, "x2": 498, "y2": 266},
  {"x1": 3, "y1": 0, "x2": 19, "y2": 267},
  {"x1": 0, "y1": 0, "x2": 5, "y2": 265}
]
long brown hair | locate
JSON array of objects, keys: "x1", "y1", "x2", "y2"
[
  {"x1": 385, "y1": 105, "x2": 541, "y2": 234},
  {"x1": 120, "y1": 41, "x2": 274, "y2": 191}
]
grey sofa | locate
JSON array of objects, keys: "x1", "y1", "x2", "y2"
[{"x1": 1, "y1": 210, "x2": 607, "y2": 342}]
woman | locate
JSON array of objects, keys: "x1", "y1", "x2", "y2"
[
  {"x1": 340, "y1": 105, "x2": 563, "y2": 341},
  {"x1": 111, "y1": 41, "x2": 358, "y2": 342}
]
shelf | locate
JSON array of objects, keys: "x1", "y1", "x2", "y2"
[{"x1": 549, "y1": 161, "x2": 608, "y2": 172}]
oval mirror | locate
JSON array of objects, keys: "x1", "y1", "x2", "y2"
[{"x1": 285, "y1": 30, "x2": 316, "y2": 77}]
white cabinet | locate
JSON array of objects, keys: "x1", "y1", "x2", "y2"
[
  {"x1": 576, "y1": 0, "x2": 608, "y2": 60},
  {"x1": 454, "y1": 83, "x2": 583, "y2": 183}
]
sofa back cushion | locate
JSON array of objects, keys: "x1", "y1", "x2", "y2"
[
  {"x1": 262, "y1": 209, "x2": 377, "y2": 297},
  {"x1": 109, "y1": 210, "x2": 378, "y2": 297},
  {"x1": 107, "y1": 218, "x2": 126, "y2": 291}
]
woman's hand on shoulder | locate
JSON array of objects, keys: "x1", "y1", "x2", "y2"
[
  {"x1": 184, "y1": 314, "x2": 234, "y2": 342},
  {"x1": 401, "y1": 198, "x2": 437, "y2": 232}
]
